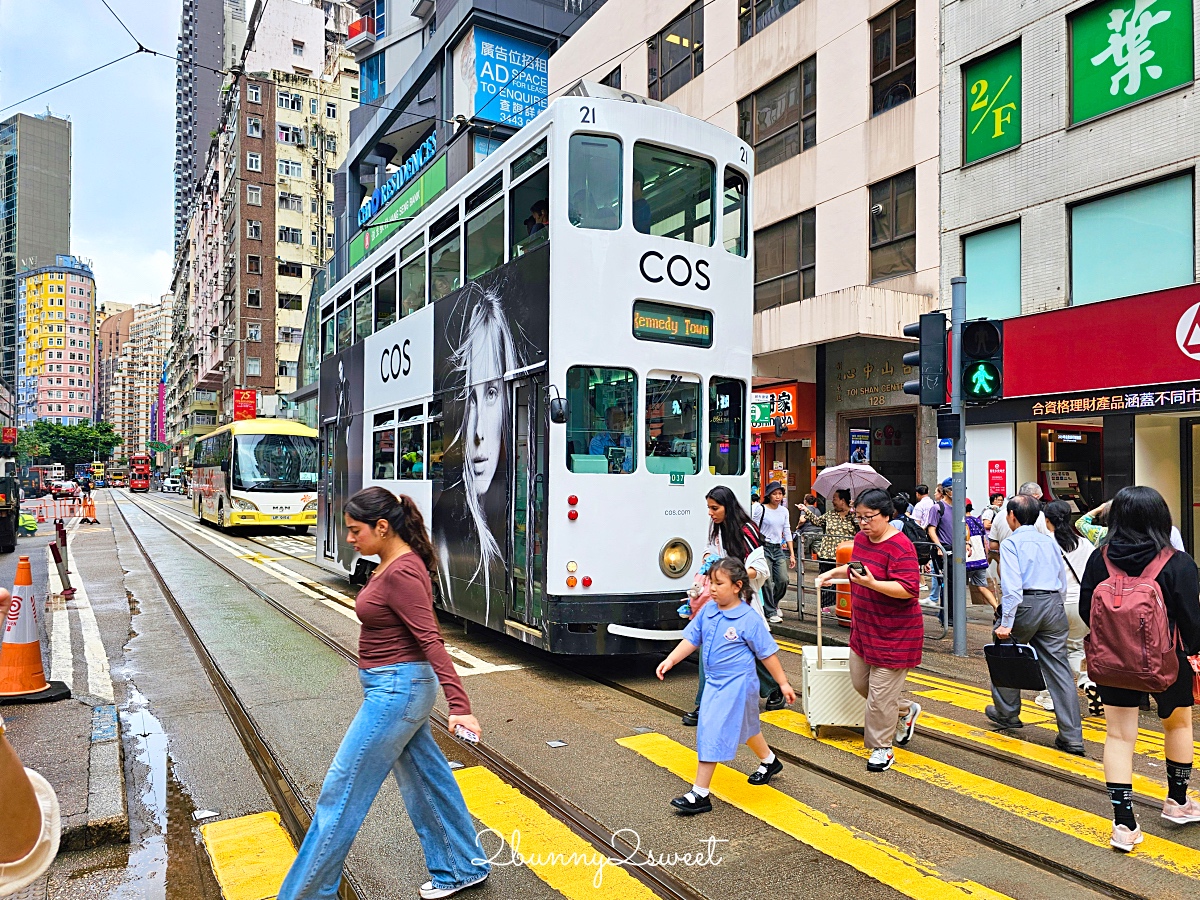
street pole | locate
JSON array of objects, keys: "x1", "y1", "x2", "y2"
[{"x1": 950, "y1": 276, "x2": 968, "y2": 657}]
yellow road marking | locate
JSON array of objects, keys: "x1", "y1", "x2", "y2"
[
  {"x1": 454, "y1": 766, "x2": 658, "y2": 899},
  {"x1": 763, "y1": 709, "x2": 1200, "y2": 878},
  {"x1": 617, "y1": 732, "x2": 1014, "y2": 900},
  {"x1": 200, "y1": 812, "x2": 296, "y2": 900}
]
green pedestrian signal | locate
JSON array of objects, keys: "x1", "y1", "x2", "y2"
[
  {"x1": 963, "y1": 361, "x2": 1001, "y2": 399},
  {"x1": 960, "y1": 320, "x2": 1004, "y2": 405}
]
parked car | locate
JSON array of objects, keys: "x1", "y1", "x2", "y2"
[
  {"x1": 51, "y1": 480, "x2": 80, "y2": 500},
  {"x1": 161, "y1": 477, "x2": 182, "y2": 493}
]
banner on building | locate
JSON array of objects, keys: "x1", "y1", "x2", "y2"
[
  {"x1": 988, "y1": 460, "x2": 1007, "y2": 498},
  {"x1": 472, "y1": 28, "x2": 549, "y2": 128},
  {"x1": 233, "y1": 389, "x2": 256, "y2": 421},
  {"x1": 849, "y1": 428, "x2": 871, "y2": 464}
]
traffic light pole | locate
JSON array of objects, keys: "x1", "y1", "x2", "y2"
[{"x1": 950, "y1": 276, "x2": 968, "y2": 657}]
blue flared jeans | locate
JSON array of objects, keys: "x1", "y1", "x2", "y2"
[{"x1": 278, "y1": 662, "x2": 489, "y2": 899}]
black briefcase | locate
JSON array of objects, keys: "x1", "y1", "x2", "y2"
[{"x1": 983, "y1": 639, "x2": 1046, "y2": 691}]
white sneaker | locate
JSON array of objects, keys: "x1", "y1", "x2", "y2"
[
  {"x1": 918, "y1": 598, "x2": 939, "y2": 608},
  {"x1": 769, "y1": 613, "x2": 783, "y2": 624},
  {"x1": 419, "y1": 874, "x2": 489, "y2": 899},
  {"x1": 1110, "y1": 823, "x2": 1143, "y2": 852},
  {"x1": 896, "y1": 702, "x2": 921, "y2": 746},
  {"x1": 867, "y1": 747, "x2": 894, "y2": 772},
  {"x1": 1034, "y1": 691, "x2": 1054, "y2": 711}
]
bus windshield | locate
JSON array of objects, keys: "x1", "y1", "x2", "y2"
[{"x1": 232, "y1": 433, "x2": 319, "y2": 491}]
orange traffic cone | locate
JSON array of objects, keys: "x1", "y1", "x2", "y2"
[
  {"x1": 0, "y1": 558, "x2": 70, "y2": 703},
  {"x1": 82, "y1": 497, "x2": 98, "y2": 524}
]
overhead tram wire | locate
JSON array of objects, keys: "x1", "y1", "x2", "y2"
[{"x1": 0, "y1": 51, "x2": 141, "y2": 116}]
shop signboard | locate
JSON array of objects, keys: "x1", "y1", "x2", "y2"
[
  {"x1": 1070, "y1": 0, "x2": 1194, "y2": 124},
  {"x1": 349, "y1": 156, "x2": 447, "y2": 270},
  {"x1": 233, "y1": 389, "x2": 256, "y2": 421},
  {"x1": 751, "y1": 384, "x2": 799, "y2": 434},
  {"x1": 473, "y1": 28, "x2": 549, "y2": 128},
  {"x1": 963, "y1": 42, "x2": 1022, "y2": 164},
  {"x1": 968, "y1": 379, "x2": 1200, "y2": 424},
  {"x1": 849, "y1": 428, "x2": 871, "y2": 464},
  {"x1": 988, "y1": 460, "x2": 1007, "y2": 497}
]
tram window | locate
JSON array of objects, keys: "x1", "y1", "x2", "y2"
[
  {"x1": 633, "y1": 143, "x2": 714, "y2": 247},
  {"x1": 375, "y1": 273, "x2": 397, "y2": 331},
  {"x1": 708, "y1": 377, "x2": 746, "y2": 475},
  {"x1": 400, "y1": 251, "x2": 426, "y2": 317},
  {"x1": 398, "y1": 423, "x2": 425, "y2": 479},
  {"x1": 336, "y1": 304, "x2": 352, "y2": 351},
  {"x1": 723, "y1": 169, "x2": 748, "y2": 257},
  {"x1": 372, "y1": 426, "x2": 396, "y2": 479},
  {"x1": 467, "y1": 173, "x2": 503, "y2": 213},
  {"x1": 374, "y1": 411, "x2": 395, "y2": 427},
  {"x1": 511, "y1": 139, "x2": 547, "y2": 180},
  {"x1": 354, "y1": 289, "x2": 373, "y2": 342},
  {"x1": 321, "y1": 316, "x2": 334, "y2": 359},
  {"x1": 398, "y1": 403, "x2": 422, "y2": 422},
  {"x1": 430, "y1": 229, "x2": 461, "y2": 301},
  {"x1": 565, "y1": 366, "x2": 637, "y2": 474},
  {"x1": 427, "y1": 399, "x2": 443, "y2": 481},
  {"x1": 568, "y1": 135, "x2": 622, "y2": 231},
  {"x1": 374, "y1": 254, "x2": 395, "y2": 277},
  {"x1": 466, "y1": 197, "x2": 505, "y2": 281},
  {"x1": 511, "y1": 165, "x2": 549, "y2": 257},
  {"x1": 431, "y1": 207, "x2": 459, "y2": 239},
  {"x1": 646, "y1": 376, "x2": 700, "y2": 475}
]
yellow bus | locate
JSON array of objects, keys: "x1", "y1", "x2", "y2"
[{"x1": 192, "y1": 419, "x2": 318, "y2": 532}]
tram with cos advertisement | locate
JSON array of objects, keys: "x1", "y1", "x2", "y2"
[{"x1": 317, "y1": 91, "x2": 752, "y2": 654}]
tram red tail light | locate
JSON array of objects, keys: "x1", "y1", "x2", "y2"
[
  {"x1": 567, "y1": 509, "x2": 579, "y2": 521},
  {"x1": 581, "y1": 576, "x2": 592, "y2": 588},
  {"x1": 567, "y1": 495, "x2": 578, "y2": 506}
]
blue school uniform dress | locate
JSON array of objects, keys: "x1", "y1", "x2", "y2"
[{"x1": 683, "y1": 600, "x2": 779, "y2": 762}]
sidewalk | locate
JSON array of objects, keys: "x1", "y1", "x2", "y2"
[{"x1": 1, "y1": 515, "x2": 128, "y2": 850}]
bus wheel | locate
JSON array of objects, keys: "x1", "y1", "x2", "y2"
[{"x1": 292, "y1": 525, "x2": 308, "y2": 536}]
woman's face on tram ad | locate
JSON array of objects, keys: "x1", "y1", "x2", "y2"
[
  {"x1": 855, "y1": 502, "x2": 890, "y2": 540},
  {"x1": 466, "y1": 334, "x2": 504, "y2": 496},
  {"x1": 344, "y1": 514, "x2": 386, "y2": 557},
  {"x1": 706, "y1": 498, "x2": 726, "y2": 525}
]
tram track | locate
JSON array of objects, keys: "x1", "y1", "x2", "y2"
[{"x1": 113, "y1": 490, "x2": 706, "y2": 900}]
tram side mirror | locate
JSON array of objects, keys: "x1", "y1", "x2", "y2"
[{"x1": 549, "y1": 396, "x2": 568, "y2": 424}]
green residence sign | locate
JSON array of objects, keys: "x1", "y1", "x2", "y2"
[
  {"x1": 1071, "y1": 0, "x2": 1194, "y2": 124},
  {"x1": 963, "y1": 43, "x2": 1022, "y2": 164},
  {"x1": 348, "y1": 155, "x2": 448, "y2": 270}
]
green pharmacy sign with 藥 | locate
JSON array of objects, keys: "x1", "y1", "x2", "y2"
[
  {"x1": 1071, "y1": 0, "x2": 1194, "y2": 124},
  {"x1": 963, "y1": 43, "x2": 1022, "y2": 164}
]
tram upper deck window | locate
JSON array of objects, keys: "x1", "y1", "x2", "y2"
[
  {"x1": 708, "y1": 377, "x2": 746, "y2": 475},
  {"x1": 354, "y1": 287, "x2": 372, "y2": 343},
  {"x1": 466, "y1": 197, "x2": 505, "y2": 281},
  {"x1": 375, "y1": 255, "x2": 397, "y2": 331},
  {"x1": 430, "y1": 228, "x2": 461, "y2": 302},
  {"x1": 511, "y1": 166, "x2": 549, "y2": 257},
  {"x1": 723, "y1": 168, "x2": 748, "y2": 257},
  {"x1": 568, "y1": 135, "x2": 622, "y2": 231},
  {"x1": 321, "y1": 314, "x2": 334, "y2": 359},
  {"x1": 336, "y1": 299, "x2": 352, "y2": 352},
  {"x1": 646, "y1": 376, "x2": 700, "y2": 475},
  {"x1": 565, "y1": 366, "x2": 637, "y2": 473},
  {"x1": 633, "y1": 143, "x2": 714, "y2": 247},
  {"x1": 400, "y1": 235, "x2": 425, "y2": 317}
]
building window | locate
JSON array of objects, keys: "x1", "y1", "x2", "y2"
[
  {"x1": 278, "y1": 293, "x2": 303, "y2": 311},
  {"x1": 277, "y1": 125, "x2": 303, "y2": 144},
  {"x1": 292, "y1": 40, "x2": 304, "y2": 56},
  {"x1": 600, "y1": 66, "x2": 621, "y2": 89},
  {"x1": 278, "y1": 160, "x2": 303, "y2": 178},
  {"x1": 247, "y1": 255, "x2": 262, "y2": 274},
  {"x1": 246, "y1": 152, "x2": 261, "y2": 172},
  {"x1": 374, "y1": 0, "x2": 386, "y2": 36},
  {"x1": 326, "y1": 232, "x2": 335, "y2": 250},
  {"x1": 246, "y1": 184, "x2": 262, "y2": 205},
  {"x1": 246, "y1": 116, "x2": 262, "y2": 138},
  {"x1": 278, "y1": 226, "x2": 303, "y2": 244},
  {"x1": 309, "y1": 231, "x2": 318, "y2": 247},
  {"x1": 754, "y1": 210, "x2": 815, "y2": 311},
  {"x1": 246, "y1": 322, "x2": 262, "y2": 342},
  {"x1": 277, "y1": 90, "x2": 302, "y2": 111},
  {"x1": 350, "y1": 86, "x2": 359, "y2": 101},
  {"x1": 739, "y1": 0, "x2": 800, "y2": 43},
  {"x1": 246, "y1": 220, "x2": 262, "y2": 240},
  {"x1": 278, "y1": 192, "x2": 303, "y2": 212},
  {"x1": 310, "y1": 97, "x2": 319, "y2": 115},
  {"x1": 325, "y1": 135, "x2": 337, "y2": 153},
  {"x1": 246, "y1": 357, "x2": 262, "y2": 377},
  {"x1": 278, "y1": 360, "x2": 298, "y2": 378},
  {"x1": 1071, "y1": 173, "x2": 1194, "y2": 306},
  {"x1": 278, "y1": 260, "x2": 303, "y2": 278},
  {"x1": 737, "y1": 56, "x2": 815, "y2": 174},
  {"x1": 964, "y1": 223, "x2": 1021, "y2": 319},
  {"x1": 648, "y1": 2, "x2": 704, "y2": 101},
  {"x1": 326, "y1": 101, "x2": 337, "y2": 119},
  {"x1": 869, "y1": 168, "x2": 916, "y2": 281},
  {"x1": 247, "y1": 288, "x2": 262, "y2": 307},
  {"x1": 247, "y1": 84, "x2": 261, "y2": 104},
  {"x1": 871, "y1": 0, "x2": 916, "y2": 115}
]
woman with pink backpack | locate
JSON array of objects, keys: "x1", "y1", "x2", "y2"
[{"x1": 1079, "y1": 486, "x2": 1200, "y2": 852}]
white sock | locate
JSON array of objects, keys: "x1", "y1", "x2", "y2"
[
  {"x1": 756, "y1": 751, "x2": 776, "y2": 773},
  {"x1": 689, "y1": 784, "x2": 710, "y2": 799}
]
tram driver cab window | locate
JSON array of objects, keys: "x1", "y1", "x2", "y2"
[
  {"x1": 646, "y1": 375, "x2": 700, "y2": 475},
  {"x1": 566, "y1": 366, "x2": 637, "y2": 473}
]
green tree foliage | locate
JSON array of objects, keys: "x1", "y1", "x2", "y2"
[{"x1": 17, "y1": 422, "x2": 123, "y2": 468}]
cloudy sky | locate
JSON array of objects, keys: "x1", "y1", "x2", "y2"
[{"x1": 0, "y1": 0, "x2": 180, "y2": 306}]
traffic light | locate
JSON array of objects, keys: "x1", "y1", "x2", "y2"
[
  {"x1": 902, "y1": 313, "x2": 947, "y2": 406},
  {"x1": 961, "y1": 319, "x2": 1004, "y2": 403}
]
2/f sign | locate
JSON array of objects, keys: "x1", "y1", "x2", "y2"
[{"x1": 963, "y1": 42, "x2": 1022, "y2": 164}]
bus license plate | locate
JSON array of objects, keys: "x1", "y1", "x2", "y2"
[{"x1": 271, "y1": 514, "x2": 292, "y2": 520}]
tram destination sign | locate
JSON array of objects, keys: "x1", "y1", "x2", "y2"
[{"x1": 632, "y1": 300, "x2": 712, "y2": 348}]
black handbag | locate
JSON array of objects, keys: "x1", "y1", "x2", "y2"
[{"x1": 984, "y1": 639, "x2": 1046, "y2": 691}]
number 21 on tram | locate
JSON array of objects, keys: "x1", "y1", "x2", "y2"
[{"x1": 317, "y1": 92, "x2": 753, "y2": 655}]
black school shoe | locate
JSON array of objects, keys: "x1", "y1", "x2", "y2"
[
  {"x1": 1055, "y1": 735, "x2": 1086, "y2": 756},
  {"x1": 671, "y1": 792, "x2": 712, "y2": 815},
  {"x1": 681, "y1": 708, "x2": 699, "y2": 727},
  {"x1": 764, "y1": 690, "x2": 786, "y2": 711},
  {"x1": 985, "y1": 704, "x2": 1024, "y2": 729},
  {"x1": 748, "y1": 757, "x2": 783, "y2": 786}
]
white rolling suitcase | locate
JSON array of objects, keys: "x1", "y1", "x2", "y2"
[{"x1": 801, "y1": 581, "x2": 866, "y2": 736}]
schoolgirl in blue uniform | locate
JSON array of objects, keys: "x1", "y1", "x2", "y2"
[{"x1": 657, "y1": 557, "x2": 796, "y2": 814}]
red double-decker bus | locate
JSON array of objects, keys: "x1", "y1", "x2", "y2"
[{"x1": 129, "y1": 453, "x2": 152, "y2": 492}]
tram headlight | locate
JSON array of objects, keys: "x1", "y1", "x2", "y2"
[
  {"x1": 659, "y1": 539, "x2": 692, "y2": 579},
  {"x1": 303, "y1": 499, "x2": 318, "y2": 512},
  {"x1": 231, "y1": 497, "x2": 260, "y2": 512}
]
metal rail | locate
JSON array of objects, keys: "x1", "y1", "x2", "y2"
[{"x1": 116, "y1": 492, "x2": 704, "y2": 900}]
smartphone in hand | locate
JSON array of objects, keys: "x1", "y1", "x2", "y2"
[{"x1": 848, "y1": 562, "x2": 867, "y2": 577}]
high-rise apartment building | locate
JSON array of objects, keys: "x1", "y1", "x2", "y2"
[
  {"x1": 0, "y1": 112, "x2": 72, "y2": 392},
  {"x1": 16, "y1": 256, "x2": 96, "y2": 426},
  {"x1": 107, "y1": 296, "x2": 171, "y2": 457}
]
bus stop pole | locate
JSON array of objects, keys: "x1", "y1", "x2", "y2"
[{"x1": 950, "y1": 276, "x2": 968, "y2": 657}]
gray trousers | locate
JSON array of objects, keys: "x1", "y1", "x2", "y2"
[{"x1": 990, "y1": 590, "x2": 1083, "y2": 746}]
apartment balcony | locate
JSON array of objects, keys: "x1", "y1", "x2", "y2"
[{"x1": 346, "y1": 15, "x2": 376, "y2": 51}]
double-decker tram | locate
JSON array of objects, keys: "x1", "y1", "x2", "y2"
[
  {"x1": 192, "y1": 420, "x2": 319, "y2": 532},
  {"x1": 129, "y1": 453, "x2": 152, "y2": 492},
  {"x1": 317, "y1": 91, "x2": 752, "y2": 654}
]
